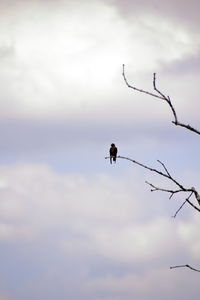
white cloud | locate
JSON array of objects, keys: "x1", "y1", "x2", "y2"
[
  {"x1": 83, "y1": 267, "x2": 200, "y2": 300},
  {"x1": 0, "y1": 163, "x2": 199, "y2": 299},
  {"x1": 89, "y1": 217, "x2": 181, "y2": 264},
  {"x1": 0, "y1": 1, "x2": 200, "y2": 299},
  {"x1": 0, "y1": 162, "x2": 198, "y2": 262},
  {"x1": 178, "y1": 215, "x2": 200, "y2": 259},
  {"x1": 0, "y1": 0, "x2": 198, "y2": 122},
  {"x1": 0, "y1": 223, "x2": 30, "y2": 241}
]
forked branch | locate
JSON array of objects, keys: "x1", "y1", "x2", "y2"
[
  {"x1": 122, "y1": 64, "x2": 200, "y2": 135},
  {"x1": 105, "y1": 155, "x2": 200, "y2": 215},
  {"x1": 119, "y1": 65, "x2": 200, "y2": 272}
]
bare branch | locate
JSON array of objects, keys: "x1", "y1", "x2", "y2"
[
  {"x1": 172, "y1": 121, "x2": 200, "y2": 134},
  {"x1": 121, "y1": 65, "x2": 200, "y2": 272},
  {"x1": 172, "y1": 200, "x2": 187, "y2": 218},
  {"x1": 122, "y1": 64, "x2": 200, "y2": 135},
  {"x1": 153, "y1": 73, "x2": 178, "y2": 124},
  {"x1": 157, "y1": 159, "x2": 171, "y2": 177},
  {"x1": 145, "y1": 181, "x2": 183, "y2": 198},
  {"x1": 186, "y1": 197, "x2": 200, "y2": 213},
  {"x1": 170, "y1": 265, "x2": 200, "y2": 272},
  {"x1": 122, "y1": 64, "x2": 164, "y2": 100},
  {"x1": 156, "y1": 160, "x2": 185, "y2": 190},
  {"x1": 105, "y1": 155, "x2": 200, "y2": 213},
  {"x1": 106, "y1": 155, "x2": 170, "y2": 179},
  {"x1": 171, "y1": 192, "x2": 193, "y2": 218}
]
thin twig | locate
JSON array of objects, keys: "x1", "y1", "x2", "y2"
[
  {"x1": 172, "y1": 192, "x2": 193, "y2": 218},
  {"x1": 170, "y1": 265, "x2": 200, "y2": 272},
  {"x1": 157, "y1": 160, "x2": 171, "y2": 177},
  {"x1": 145, "y1": 181, "x2": 183, "y2": 198},
  {"x1": 156, "y1": 160, "x2": 185, "y2": 190},
  {"x1": 153, "y1": 73, "x2": 178, "y2": 124},
  {"x1": 172, "y1": 200, "x2": 187, "y2": 218}
]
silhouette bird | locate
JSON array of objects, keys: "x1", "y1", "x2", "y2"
[{"x1": 109, "y1": 143, "x2": 118, "y2": 164}]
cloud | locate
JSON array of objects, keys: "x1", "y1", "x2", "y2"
[
  {"x1": 0, "y1": 0, "x2": 199, "y2": 175},
  {"x1": 0, "y1": 0, "x2": 198, "y2": 122},
  {"x1": 0, "y1": 163, "x2": 199, "y2": 299},
  {"x1": 83, "y1": 267, "x2": 200, "y2": 300},
  {"x1": 108, "y1": 0, "x2": 200, "y2": 31},
  {"x1": 88, "y1": 218, "x2": 182, "y2": 264},
  {"x1": 0, "y1": 163, "x2": 152, "y2": 232},
  {"x1": 0, "y1": 296, "x2": 9, "y2": 300},
  {"x1": 0, "y1": 223, "x2": 30, "y2": 242},
  {"x1": 178, "y1": 215, "x2": 200, "y2": 259},
  {"x1": 0, "y1": 1, "x2": 200, "y2": 299}
]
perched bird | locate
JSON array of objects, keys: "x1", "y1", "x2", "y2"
[{"x1": 109, "y1": 143, "x2": 118, "y2": 164}]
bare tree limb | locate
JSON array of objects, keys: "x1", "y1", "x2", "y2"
[
  {"x1": 122, "y1": 64, "x2": 200, "y2": 135},
  {"x1": 105, "y1": 155, "x2": 200, "y2": 213},
  {"x1": 122, "y1": 65, "x2": 164, "y2": 100},
  {"x1": 170, "y1": 265, "x2": 200, "y2": 272},
  {"x1": 145, "y1": 181, "x2": 184, "y2": 199},
  {"x1": 120, "y1": 65, "x2": 200, "y2": 272}
]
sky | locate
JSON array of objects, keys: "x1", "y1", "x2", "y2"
[{"x1": 0, "y1": 0, "x2": 200, "y2": 299}]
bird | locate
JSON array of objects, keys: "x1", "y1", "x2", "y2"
[{"x1": 109, "y1": 143, "x2": 118, "y2": 164}]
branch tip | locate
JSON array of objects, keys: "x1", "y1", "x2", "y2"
[{"x1": 122, "y1": 66, "x2": 200, "y2": 135}]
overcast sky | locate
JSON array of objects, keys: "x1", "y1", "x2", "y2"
[{"x1": 0, "y1": 0, "x2": 200, "y2": 299}]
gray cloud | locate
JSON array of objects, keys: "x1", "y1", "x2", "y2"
[
  {"x1": 159, "y1": 53, "x2": 200, "y2": 75},
  {"x1": 0, "y1": 1, "x2": 200, "y2": 299},
  {"x1": 106, "y1": 0, "x2": 200, "y2": 30},
  {"x1": 0, "y1": 164, "x2": 199, "y2": 299}
]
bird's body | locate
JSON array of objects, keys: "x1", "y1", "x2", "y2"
[{"x1": 109, "y1": 143, "x2": 118, "y2": 164}]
